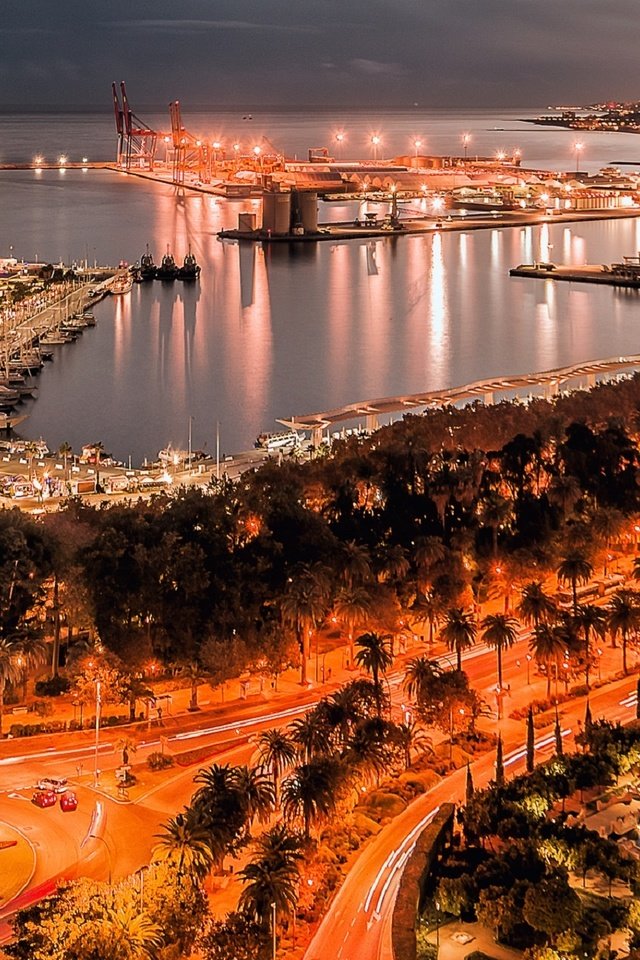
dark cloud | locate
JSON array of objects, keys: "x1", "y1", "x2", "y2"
[{"x1": 1, "y1": 0, "x2": 640, "y2": 108}]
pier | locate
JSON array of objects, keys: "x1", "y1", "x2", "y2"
[
  {"x1": 277, "y1": 355, "x2": 640, "y2": 445},
  {"x1": 510, "y1": 258, "x2": 640, "y2": 287}
]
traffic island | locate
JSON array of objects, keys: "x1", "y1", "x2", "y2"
[{"x1": 0, "y1": 823, "x2": 36, "y2": 908}]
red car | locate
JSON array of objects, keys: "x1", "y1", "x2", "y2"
[
  {"x1": 60, "y1": 792, "x2": 78, "y2": 812},
  {"x1": 32, "y1": 790, "x2": 57, "y2": 808}
]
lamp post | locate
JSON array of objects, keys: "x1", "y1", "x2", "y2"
[
  {"x1": 371, "y1": 135, "x2": 381, "y2": 162},
  {"x1": 335, "y1": 132, "x2": 345, "y2": 157},
  {"x1": 435, "y1": 899, "x2": 440, "y2": 953},
  {"x1": 574, "y1": 140, "x2": 583, "y2": 175},
  {"x1": 462, "y1": 133, "x2": 471, "y2": 162},
  {"x1": 526, "y1": 652, "x2": 532, "y2": 685},
  {"x1": 413, "y1": 138, "x2": 422, "y2": 158},
  {"x1": 271, "y1": 901, "x2": 277, "y2": 960},
  {"x1": 94, "y1": 678, "x2": 102, "y2": 786}
]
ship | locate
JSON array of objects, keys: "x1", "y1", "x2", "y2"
[
  {"x1": 177, "y1": 249, "x2": 201, "y2": 281},
  {"x1": 139, "y1": 246, "x2": 157, "y2": 281},
  {"x1": 155, "y1": 250, "x2": 179, "y2": 282}
]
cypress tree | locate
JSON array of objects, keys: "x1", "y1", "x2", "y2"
[
  {"x1": 526, "y1": 706, "x2": 535, "y2": 773},
  {"x1": 495, "y1": 734, "x2": 504, "y2": 787}
]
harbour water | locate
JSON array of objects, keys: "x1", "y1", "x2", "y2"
[{"x1": 2, "y1": 107, "x2": 640, "y2": 462}]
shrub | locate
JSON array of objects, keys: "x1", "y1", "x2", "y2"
[
  {"x1": 35, "y1": 676, "x2": 71, "y2": 697},
  {"x1": 147, "y1": 751, "x2": 174, "y2": 771},
  {"x1": 31, "y1": 700, "x2": 54, "y2": 718}
]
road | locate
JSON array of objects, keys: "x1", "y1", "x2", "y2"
[
  {"x1": 304, "y1": 672, "x2": 638, "y2": 960},
  {"x1": 0, "y1": 622, "x2": 633, "y2": 943}
]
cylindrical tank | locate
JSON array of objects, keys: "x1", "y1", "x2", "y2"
[
  {"x1": 262, "y1": 192, "x2": 291, "y2": 235},
  {"x1": 298, "y1": 191, "x2": 318, "y2": 232}
]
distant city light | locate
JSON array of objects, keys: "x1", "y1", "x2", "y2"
[
  {"x1": 33, "y1": 155, "x2": 43, "y2": 166},
  {"x1": 58, "y1": 155, "x2": 67, "y2": 166}
]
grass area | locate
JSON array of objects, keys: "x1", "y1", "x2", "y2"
[
  {"x1": 0, "y1": 824, "x2": 35, "y2": 907},
  {"x1": 76, "y1": 755, "x2": 181, "y2": 803}
]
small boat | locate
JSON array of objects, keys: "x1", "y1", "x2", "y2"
[
  {"x1": 111, "y1": 275, "x2": 133, "y2": 295},
  {"x1": 139, "y1": 246, "x2": 157, "y2": 281},
  {"x1": 156, "y1": 250, "x2": 179, "y2": 282},
  {"x1": 255, "y1": 431, "x2": 303, "y2": 452},
  {"x1": 177, "y1": 249, "x2": 201, "y2": 281}
]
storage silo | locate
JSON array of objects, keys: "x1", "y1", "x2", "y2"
[{"x1": 262, "y1": 191, "x2": 291, "y2": 235}]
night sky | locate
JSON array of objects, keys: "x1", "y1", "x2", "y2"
[{"x1": 2, "y1": 0, "x2": 640, "y2": 110}]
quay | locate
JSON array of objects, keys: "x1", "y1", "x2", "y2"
[
  {"x1": 277, "y1": 355, "x2": 640, "y2": 445},
  {"x1": 218, "y1": 207, "x2": 640, "y2": 244},
  {"x1": 510, "y1": 256, "x2": 640, "y2": 287}
]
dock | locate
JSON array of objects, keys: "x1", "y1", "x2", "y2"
[{"x1": 509, "y1": 257, "x2": 640, "y2": 287}]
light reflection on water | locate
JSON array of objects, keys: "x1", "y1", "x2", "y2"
[{"x1": 3, "y1": 169, "x2": 640, "y2": 461}]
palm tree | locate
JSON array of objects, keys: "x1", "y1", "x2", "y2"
[
  {"x1": 281, "y1": 568, "x2": 330, "y2": 685},
  {"x1": 14, "y1": 635, "x2": 47, "y2": 702},
  {"x1": 481, "y1": 613, "x2": 518, "y2": 691},
  {"x1": 530, "y1": 623, "x2": 567, "y2": 698},
  {"x1": 152, "y1": 808, "x2": 215, "y2": 880},
  {"x1": 517, "y1": 581, "x2": 557, "y2": 629},
  {"x1": 95, "y1": 900, "x2": 162, "y2": 960},
  {"x1": 342, "y1": 716, "x2": 393, "y2": 786},
  {"x1": 231, "y1": 765, "x2": 275, "y2": 834},
  {"x1": 608, "y1": 589, "x2": 640, "y2": 676},
  {"x1": 374, "y1": 543, "x2": 410, "y2": 584},
  {"x1": 281, "y1": 756, "x2": 345, "y2": 839},
  {"x1": 392, "y1": 718, "x2": 433, "y2": 770},
  {"x1": 403, "y1": 656, "x2": 442, "y2": 704},
  {"x1": 338, "y1": 541, "x2": 372, "y2": 589},
  {"x1": 413, "y1": 536, "x2": 445, "y2": 592},
  {"x1": 411, "y1": 589, "x2": 443, "y2": 646},
  {"x1": 574, "y1": 603, "x2": 606, "y2": 692},
  {"x1": 289, "y1": 710, "x2": 332, "y2": 761},
  {"x1": 548, "y1": 472, "x2": 581, "y2": 521},
  {"x1": 255, "y1": 729, "x2": 297, "y2": 807},
  {"x1": 354, "y1": 631, "x2": 393, "y2": 716},
  {"x1": 0, "y1": 639, "x2": 25, "y2": 736},
  {"x1": 557, "y1": 553, "x2": 593, "y2": 614},
  {"x1": 440, "y1": 607, "x2": 477, "y2": 672},
  {"x1": 181, "y1": 661, "x2": 204, "y2": 711},
  {"x1": 238, "y1": 858, "x2": 299, "y2": 931},
  {"x1": 333, "y1": 586, "x2": 373, "y2": 668}
]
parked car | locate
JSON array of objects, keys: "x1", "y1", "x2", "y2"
[
  {"x1": 60, "y1": 792, "x2": 78, "y2": 812},
  {"x1": 32, "y1": 790, "x2": 57, "y2": 808},
  {"x1": 36, "y1": 777, "x2": 68, "y2": 794}
]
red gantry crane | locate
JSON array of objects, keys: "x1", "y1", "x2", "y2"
[{"x1": 112, "y1": 81, "x2": 158, "y2": 170}]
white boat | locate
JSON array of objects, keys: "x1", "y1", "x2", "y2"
[
  {"x1": 256, "y1": 431, "x2": 303, "y2": 452},
  {"x1": 110, "y1": 275, "x2": 133, "y2": 295}
]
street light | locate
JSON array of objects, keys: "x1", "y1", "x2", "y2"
[
  {"x1": 94, "y1": 678, "x2": 102, "y2": 786},
  {"x1": 413, "y1": 138, "x2": 422, "y2": 158},
  {"x1": 462, "y1": 133, "x2": 471, "y2": 162},
  {"x1": 574, "y1": 140, "x2": 584, "y2": 174},
  {"x1": 435, "y1": 899, "x2": 441, "y2": 953},
  {"x1": 271, "y1": 901, "x2": 277, "y2": 960},
  {"x1": 370, "y1": 135, "x2": 381, "y2": 162},
  {"x1": 335, "y1": 132, "x2": 345, "y2": 157},
  {"x1": 526, "y1": 653, "x2": 532, "y2": 685}
]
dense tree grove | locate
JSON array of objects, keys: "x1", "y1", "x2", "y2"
[
  {"x1": 3, "y1": 374, "x2": 640, "y2": 698},
  {"x1": 438, "y1": 721, "x2": 640, "y2": 960}
]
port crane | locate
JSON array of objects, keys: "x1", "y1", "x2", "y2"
[
  {"x1": 168, "y1": 101, "x2": 209, "y2": 184},
  {"x1": 112, "y1": 81, "x2": 158, "y2": 170}
]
